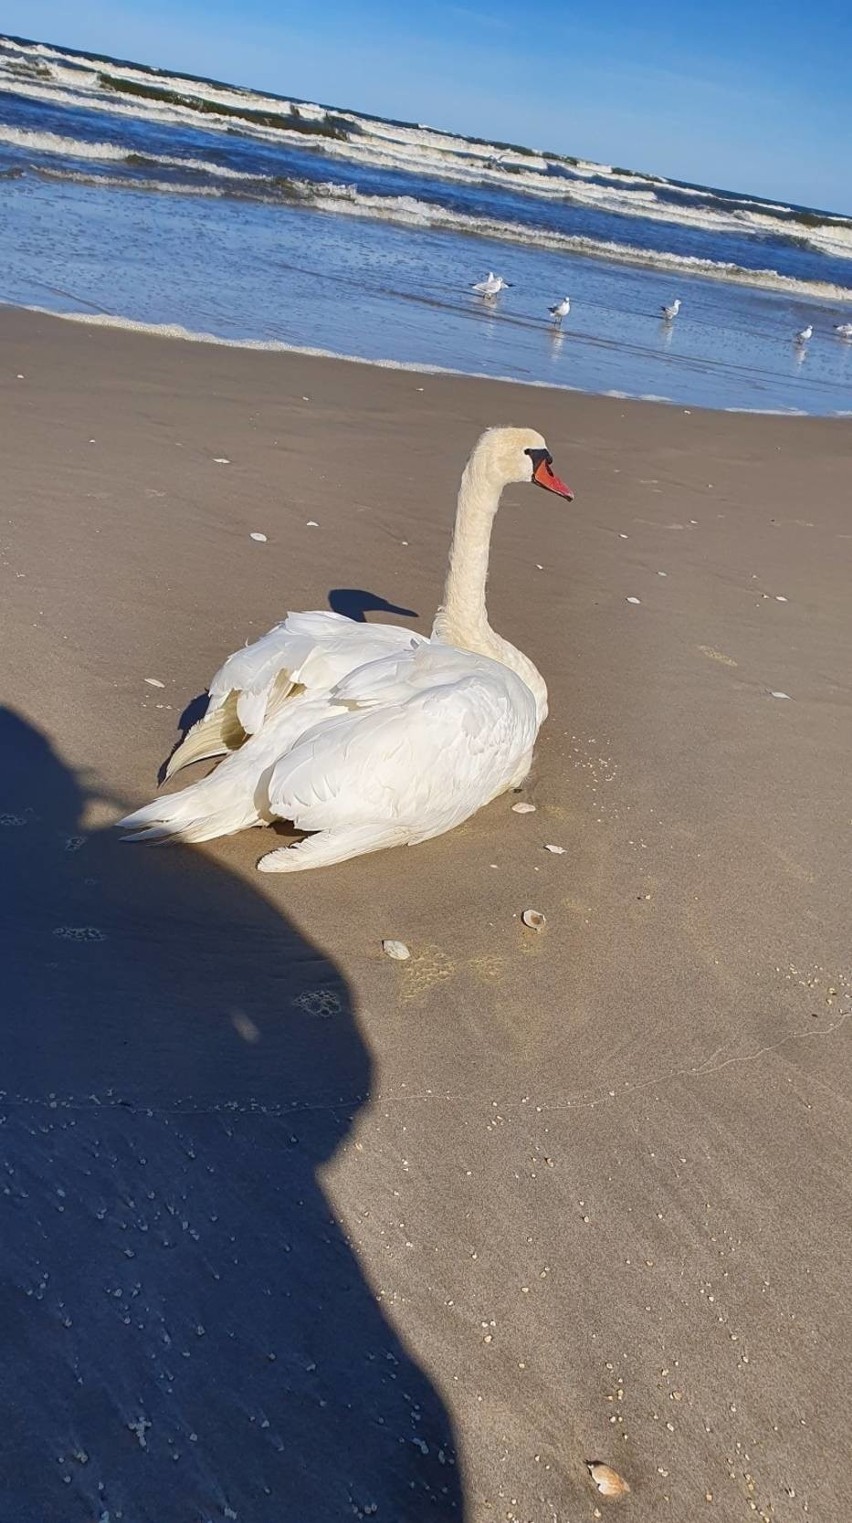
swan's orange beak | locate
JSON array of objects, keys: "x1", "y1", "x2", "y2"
[{"x1": 533, "y1": 456, "x2": 574, "y2": 500}]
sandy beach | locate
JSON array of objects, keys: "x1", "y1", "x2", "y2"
[{"x1": 2, "y1": 305, "x2": 851, "y2": 1521}]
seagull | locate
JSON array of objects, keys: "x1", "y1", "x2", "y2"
[
  {"x1": 661, "y1": 298, "x2": 681, "y2": 321},
  {"x1": 795, "y1": 323, "x2": 813, "y2": 344},
  {"x1": 834, "y1": 322, "x2": 852, "y2": 338},
  {"x1": 472, "y1": 272, "x2": 511, "y2": 297},
  {"x1": 548, "y1": 296, "x2": 571, "y2": 324}
]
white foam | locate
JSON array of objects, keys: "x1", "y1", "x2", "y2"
[{"x1": 0, "y1": 124, "x2": 266, "y2": 180}]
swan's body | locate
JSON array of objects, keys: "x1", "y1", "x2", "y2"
[
  {"x1": 549, "y1": 296, "x2": 571, "y2": 324},
  {"x1": 119, "y1": 428, "x2": 574, "y2": 871},
  {"x1": 795, "y1": 323, "x2": 813, "y2": 344},
  {"x1": 472, "y1": 272, "x2": 510, "y2": 297},
  {"x1": 661, "y1": 298, "x2": 681, "y2": 321}
]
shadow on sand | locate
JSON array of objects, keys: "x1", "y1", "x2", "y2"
[{"x1": 0, "y1": 706, "x2": 463, "y2": 1522}]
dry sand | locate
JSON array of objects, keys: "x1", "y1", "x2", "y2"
[{"x1": 1, "y1": 306, "x2": 851, "y2": 1521}]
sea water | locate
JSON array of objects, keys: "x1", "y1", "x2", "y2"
[{"x1": 2, "y1": 33, "x2": 851, "y2": 414}]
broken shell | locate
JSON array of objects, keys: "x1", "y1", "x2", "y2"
[
  {"x1": 544, "y1": 844, "x2": 565, "y2": 854},
  {"x1": 511, "y1": 801, "x2": 536, "y2": 814},
  {"x1": 521, "y1": 909, "x2": 546, "y2": 932},
  {"x1": 250, "y1": 531, "x2": 267, "y2": 542},
  {"x1": 382, "y1": 939, "x2": 410, "y2": 961},
  {"x1": 588, "y1": 1462, "x2": 631, "y2": 1498}
]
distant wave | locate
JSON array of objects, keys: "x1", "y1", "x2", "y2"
[
  {"x1": 3, "y1": 37, "x2": 852, "y2": 265},
  {"x1": 0, "y1": 124, "x2": 261, "y2": 179},
  {"x1": 24, "y1": 160, "x2": 852, "y2": 303}
]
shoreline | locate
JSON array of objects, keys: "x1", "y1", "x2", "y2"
[{"x1": 6, "y1": 299, "x2": 852, "y2": 417}]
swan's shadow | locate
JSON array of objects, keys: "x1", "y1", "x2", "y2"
[
  {"x1": 161, "y1": 588, "x2": 418, "y2": 783},
  {"x1": 0, "y1": 706, "x2": 463, "y2": 1522}
]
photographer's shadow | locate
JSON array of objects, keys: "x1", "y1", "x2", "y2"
[{"x1": 0, "y1": 707, "x2": 463, "y2": 1523}]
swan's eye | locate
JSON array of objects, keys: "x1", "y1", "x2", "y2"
[{"x1": 524, "y1": 447, "x2": 552, "y2": 476}]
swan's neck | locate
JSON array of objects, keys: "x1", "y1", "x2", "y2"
[{"x1": 432, "y1": 455, "x2": 548, "y2": 720}]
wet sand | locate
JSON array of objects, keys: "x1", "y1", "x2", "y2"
[{"x1": 2, "y1": 306, "x2": 851, "y2": 1521}]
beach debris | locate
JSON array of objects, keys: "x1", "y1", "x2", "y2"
[
  {"x1": 587, "y1": 1462, "x2": 631, "y2": 1498},
  {"x1": 521, "y1": 909, "x2": 546, "y2": 931},
  {"x1": 144, "y1": 677, "x2": 165, "y2": 688},
  {"x1": 770, "y1": 690, "x2": 791, "y2": 700},
  {"x1": 250, "y1": 532, "x2": 267, "y2": 542},
  {"x1": 382, "y1": 939, "x2": 411, "y2": 961},
  {"x1": 16, "y1": 373, "x2": 24, "y2": 379},
  {"x1": 512, "y1": 801, "x2": 536, "y2": 814},
  {"x1": 626, "y1": 596, "x2": 641, "y2": 605},
  {"x1": 657, "y1": 570, "x2": 667, "y2": 576},
  {"x1": 306, "y1": 520, "x2": 319, "y2": 527},
  {"x1": 89, "y1": 438, "x2": 96, "y2": 444},
  {"x1": 775, "y1": 595, "x2": 788, "y2": 602},
  {"x1": 544, "y1": 844, "x2": 566, "y2": 854},
  {"x1": 619, "y1": 532, "x2": 629, "y2": 539},
  {"x1": 301, "y1": 395, "x2": 310, "y2": 401},
  {"x1": 213, "y1": 457, "x2": 230, "y2": 464}
]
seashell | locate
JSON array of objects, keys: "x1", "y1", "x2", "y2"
[
  {"x1": 770, "y1": 690, "x2": 791, "y2": 699},
  {"x1": 626, "y1": 596, "x2": 641, "y2": 605},
  {"x1": 144, "y1": 677, "x2": 165, "y2": 688},
  {"x1": 544, "y1": 844, "x2": 565, "y2": 854},
  {"x1": 213, "y1": 457, "x2": 230, "y2": 464},
  {"x1": 250, "y1": 531, "x2": 267, "y2": 542},
  {"x1": 587, "y1": 1461, "x2": 631, "y2": 1498},
  {"x1": 512, "y1": 801, "x2": 536, "y2": 814},
  {"x1": 521, "y1": 909, "x2": 546, "y2": 932},
  {"x1": 382, "y1": 939, "x2": 410, "y2": 961}
]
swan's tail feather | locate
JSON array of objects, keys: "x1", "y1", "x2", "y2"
[
  {"x1": 118, "y1": 772, "x2": 260, "y2": 844},
  {"x1": 164, "y1": 695, "x2": 245, "y2": 780}
]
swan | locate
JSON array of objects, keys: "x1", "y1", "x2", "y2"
[{"x1": 118, "y1": 427, "x2": 574, "y2": 872}]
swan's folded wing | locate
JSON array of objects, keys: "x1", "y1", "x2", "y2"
[
  {"x1": 166, "y1": 612, "x2": 424, "y2": 778},
  {"x1": 330, "y1": 640, "x2": 497, "y2": 708},
  {"x1": 266, "y1": 668, "x2": 538, "y2": 835}
]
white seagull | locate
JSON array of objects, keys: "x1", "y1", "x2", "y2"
[
  {"x1": 548, "y1": 296, "x2": 571, "y2": 324},
  {"x1": 118, "y1": 427, "x2": 574, "y2": 872},
  {"x1": 661, "y1": 298, "x2": 681, "y2": 321},
  {"x1": 472, "y1": 271, "x2": 511, "y2": 297},
  {"x1": 834, "y1": 322, "x2": 852, "y2": 338},
  {"x1": 795, "y1": 323, "x2": 813, "y2": 344}
]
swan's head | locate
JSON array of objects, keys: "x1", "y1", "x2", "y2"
[{"x1": 472, "y1": 426, "x2": 574, "y2": 501}]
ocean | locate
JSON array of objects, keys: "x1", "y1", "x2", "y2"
[{"x1": 2, "y1": 32, "x2": 852, "y2": 414}]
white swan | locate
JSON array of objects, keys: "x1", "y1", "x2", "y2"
[{"x1": 118, "y1": 427, "x2": 574, "y2": 872}]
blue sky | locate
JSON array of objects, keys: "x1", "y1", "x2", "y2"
[{"x1": 8, "y1": 0, "x2": 852, "y2": 208}]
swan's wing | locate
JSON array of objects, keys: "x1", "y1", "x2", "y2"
[
  {"x1": 267, "y1": 661, "x2": 538, "y2": 837},
  {"x1": 166, "y1": 612, "x2": 424, "y2": 778}
]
